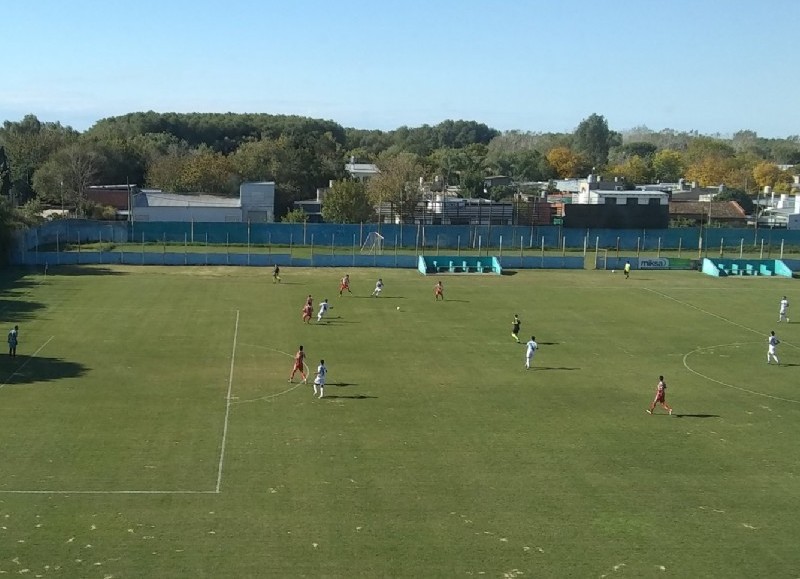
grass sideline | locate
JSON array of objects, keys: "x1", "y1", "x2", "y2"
[{"x1": 0, "y1": 265, "x2": 798, "y2": 577}]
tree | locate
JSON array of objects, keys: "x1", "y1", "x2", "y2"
[
  {"x1": 32, "y1": 143, "x2": 104, "y2": 212},
  {"x1": 321, "y1": 180, "x2": 374, "y2": 223},
  {"x1": 652, "y1": 149, "x2": 684, "y2": 183},
  {"x1": 573, "y1": 113, "x2": 613, "y2": 168},
  {"x1": 368, "y1": 152, "x2": 424, "y2": 222},
  {"x1": 281, "y1": 208, "x2": 308, "y2": 223},
  {"x1": 0, "y1": 146, "x2": 11, "y2": 199},
  {"x1": 752, "y1": 161, "x2": 792, "y2": 191},
  {"x1": 608, "y1": 155, "x2": 653, "y2": 185},
  {"x1": 546, "y1": 147, "x2": 584, "y2": 178}
]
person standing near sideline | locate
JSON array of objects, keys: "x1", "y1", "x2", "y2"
[
  {"x1": 8, "y1": 325, "x2": 19, "y2": 357},
  {"x1": 313, "y1": 359, "x2": 327, "y2": 398},
  {"x1": 778, "y1": 296, "x2": 789, "y2": 323},
  {"x1": 767, "y1": 331, "x2": 781, "y2": 365},
  {"x1": 525, "y1": 336, "x2": 538, "y2": 369},
  {"x1": 623, "y1": 261, "x2": 631, "y2": 279},
  {"x1": 272, "y1": 264, "x2": 281, "y2": 284},
  {"x1": 647, "y1": 375, "x2": 673, "y2": 415},
  {"x1": 511, "y1": 315, "x2": 521, "y2": 343}
]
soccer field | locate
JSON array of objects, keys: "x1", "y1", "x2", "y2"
[{"x1": 0, "y1": 265, "x2": 798, "y2": 577}]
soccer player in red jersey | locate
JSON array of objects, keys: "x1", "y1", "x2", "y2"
[
  {"x1": 339, "y1": 274, "x2": 351, "y2": 296},
  {"x1": 289, "y1": 345, "x2": 307, "y2": 383},
  {"x1": 646, "y1": 375, "x2": 673, "y2": 415},
  {"x1": 434, "y1": 280, "x2": 444, "y2": 301},
  {"x1": 301, "y1": 303, "x2": 313, "y2": 324}
]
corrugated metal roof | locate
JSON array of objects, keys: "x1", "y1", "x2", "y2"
[{"x1": 134, "y1": 192, "x2": 240, "y2": 208}]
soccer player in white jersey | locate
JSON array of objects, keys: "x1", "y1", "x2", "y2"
[
  {"x1": 525, "y1": 336, "x2": 538, "y2": 369},
  {"x1": 313, "y1": 359, "x2": 327, "y2": 398},
  {"x1": 778, "y1": 296, "x2": 789, "y2": 323},
  {"x1": 767, "y1": 331, "x2": 780, "y2": 364},
  {"x1": 317, "y1": 299, "x2": 329, "y2": 323},
  {"x1": 371, "y1": 278, "x2": 383, "y2": 297}
]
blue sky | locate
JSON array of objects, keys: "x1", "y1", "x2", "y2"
[{"x1": 3, "y1": 0, "x2": 798, "y2": 137}]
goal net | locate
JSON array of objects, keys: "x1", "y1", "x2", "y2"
[{"x1": 360, "y1": 232, "x2": 385, "y2": 255}]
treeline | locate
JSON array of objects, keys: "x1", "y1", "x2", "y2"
[{"x1": 1, "y1": 112, "x2": 800, "y2": 225}]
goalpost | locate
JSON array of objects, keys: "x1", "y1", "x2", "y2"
[{"x1": 360, "y1": 232, "x2": 385, "y2": 255}]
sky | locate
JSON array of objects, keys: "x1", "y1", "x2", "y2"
[{"x1": 3, "y1": 0, "x2": 798, "y2": 137}]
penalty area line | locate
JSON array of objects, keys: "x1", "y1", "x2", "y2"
[
  {"x1": 215, "y1": 309, "x2": 240, "y2": 494},
  {"x1": 643, "y1": 287, "x2": 799, "y2": 350},
  {"x1": 0, "y1": 335, "x2": 55, "y2": 389},
  {"x1": 683, "y1": 342, "x2": 800, "y2": 405}
]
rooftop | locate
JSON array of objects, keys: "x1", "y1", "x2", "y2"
[{"x1": 134, "y1": 191, "x2": 240, "y2": 208}]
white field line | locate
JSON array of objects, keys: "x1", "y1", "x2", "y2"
[
  {"x1": 232, "y1": 342, "x2": 309, "y2": 404},
  {"x1": 215, "y1": 309, "x2": 240, "y2": 494},
  {"x1": 0, "y1": 336, "x2": 55, "y2": 388},
  {"x1": 682, "y1": 342, "x2": 800, "y2": 405},
  {"x1": 0, "y1": 489, "x2": 217, "y2": 495},
  {"x1": 643, "y1": 287, "x2": 799, "y2": 350}
]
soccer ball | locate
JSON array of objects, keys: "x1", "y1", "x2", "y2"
[
  {"x1": 611, "y1": 269, "x2": 615, "y2": 273},
  {"x1": 396, "y1": 306, "x2": 401, "y2": 310}
]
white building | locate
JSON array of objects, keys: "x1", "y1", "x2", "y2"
[
  {"x1": 345, "y1": 157, "x2": 380, "y2": 181},
  {"x1": 131, "y1": 182, "x2": 275, "y2": 222},
  {"x1": 575, "y1": 181, "x2": 669, "y2": 207}
]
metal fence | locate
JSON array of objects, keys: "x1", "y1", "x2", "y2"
[{"x1": 15, "y1": 220, "x2": 800, "y2": 255}]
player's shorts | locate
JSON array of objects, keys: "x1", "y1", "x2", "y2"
[
  {"x1": 654, "y1": 393, "x2": 665, "y2": 404},
  {"x1": 314, "y1": 378, "x2": 325, "y2": 386},
  {"x1": 293, "y1": 364, "x2": 303, "y2": 372},
  {"x1": 512, "y1": 326, "x2": 520, "y2": 333}
]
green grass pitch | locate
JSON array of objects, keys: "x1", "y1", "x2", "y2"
[{"x1": 0, "y1": 265, "x2": 798, "y2": 577}]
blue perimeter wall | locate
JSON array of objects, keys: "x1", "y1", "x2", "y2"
[{"x1": 16, "y1": 220, "x2": 800, "y2": 252}]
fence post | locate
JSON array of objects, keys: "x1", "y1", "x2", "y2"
[
  {"x1": 582, "y1": 235, "x2": 587, "y2": 257},
  {"x1": 678, "y1": 237, "x2": 682, "y2": 258},
  {"x1": 185, "y1": 233, "x2": 188, "y2": 265},
  {"x1": 247, "y1": 224, "x2": 251, "y2": 266},
  {"x1": 457, "y1": 235, "x2": 461, "y2": 257},
  {"x1": 562, "y1": 236, "x2": 566, "y2": 256},
  {"x1": 698, "y1": 235, "x2": 702, "y2": 259},
  {"x1": 310, "y1": 234, "x2": 314, "y2": 259},
  {"x1": 760, "y1": 238, "x2": 764, "y2": 259},
  {"x1": 499, "y1": 235, "x2": 503, "y2": 258},
  {"x1": 719, "y1": 237, "x2": 724, "y2": 258},
  {"x1": 657, "y1": 237, "x2": 661, "y2": 258},
  {"x1": 636, "y1": 237, "x2": 641, "y2": 258},
  {"x1": 616, "y1": 237, "x2": 620, "y2": 260},
  {"x1": 780, "y1": 238, "x2": 785, "y2": 259},
  {"x1": 478, "y1": 235, "x2": 482, "y2": 255},
  {"x1": 739, "y1": 238, "x2": 743, "y2": 258},
  {"x1": 520, "y1": 235, "x2": 524, "y2": 258},
  {"x1": 303, "y1": 220, "x2": 307, "y2": 246},
  {"x1": 331, "y1": 233, "x2": 335, "y2": 256}
]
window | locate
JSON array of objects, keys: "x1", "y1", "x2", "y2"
[
  {"x1": 626, "y1": 197, "x2": 636, "y2": 206},
  {"x1": 605, "y1": 197, "x2": 617, "y2": 205},
  {"x1": 649, "y1": 198, "x2": 660, "y2": 206}
]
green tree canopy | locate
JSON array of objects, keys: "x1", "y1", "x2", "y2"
[{"x1": 321, "y1": 180, "x2": 374, "y2": 223}]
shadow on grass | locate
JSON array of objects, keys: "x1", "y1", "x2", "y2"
[
  {"x1": 534, "y1": 366, "x2": 580, "y2": 371},
  {"x1": 0, "y1": 355, "x2": 88, "y2": 386},
  {"x1": 329, "y1": 382, "x2": 357, "y2": 387},
  {"x1": 673, "y1": 414, "x2": 721, "y2": 419},
  {"x1": 41, "y1": 265, "x2": 129, "y2": 277},
  {"x1": 501, "y1": 270, "x2": 518, "y2": 276},
  {"x1": 778, "y1": 363, "x2": 800, "y2": 367},
  {"x1": 0, "y1": 270, "x2": 47, "y2": 323},
  {"x1": 537, "y1": 342, "x2": 560, "y2": 346}
]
